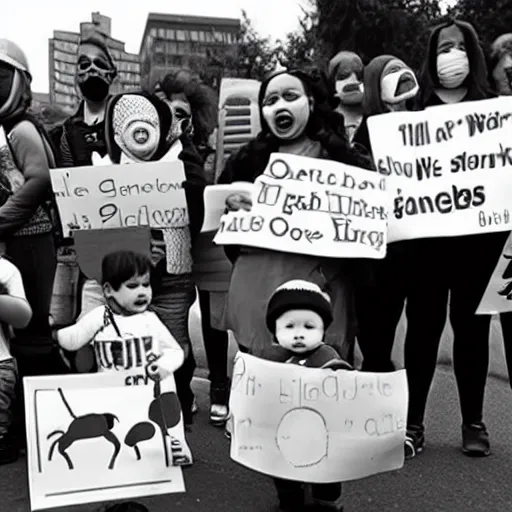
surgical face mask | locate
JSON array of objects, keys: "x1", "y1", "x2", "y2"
[
  {"x1": 380, "y1": 69, "x2": 419, "y2": 105},
  {"x1": 437, "y1": 49, "x2": 469, "y2": 89},
  {"x1": 335, "y1": 75, "x2": 364, "y2": 105},
  {"x1": 262, "y1": 74, "x2": 310, "y2": 141}
]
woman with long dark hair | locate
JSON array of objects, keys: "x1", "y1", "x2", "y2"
[
  {"x1": 218, "y1": 67, "x2": 371, "y2": 364},
  {"x1": 404, "y1": 19, "x2": 507, "y2": 458},
  {"x1": 156, "y1": 70, "x2": 232, "y2": 427}
]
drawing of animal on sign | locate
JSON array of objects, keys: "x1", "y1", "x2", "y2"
[{"x1": 24, "y1": 373, "x2": 188, "y2": 511}]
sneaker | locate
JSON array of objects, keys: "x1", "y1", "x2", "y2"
[
  {"x1": 404, "y1": 425, "x2": 425, "y2": 459},
  {"x1": 0, "y1": 435, "x2": 19, "y2": 465},
  {"x1": 210, "y1": 383, "x2": 230, "y2": 426},
  {"x1": 462, "y1": 422, "x2": 490, "y2": 457}
]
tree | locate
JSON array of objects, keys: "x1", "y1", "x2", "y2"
[
  {"x1": 447, "y1": 0, "x2": 512, "y2": 52},
  {"x1": 313, "y1": 0, "x2": 442, "y2": 74}
]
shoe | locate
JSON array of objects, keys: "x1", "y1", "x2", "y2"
[
  {"x1": 224, "y1": 415, "x2": 233, "y2": 440},
  {"x1": 405, "y1": 425, "x2": 425, "y2": 459},
  {"x1": 0, "y1": 435, "x2": 19, "y2": 465},
  {"x1": 210, "y1": 382, "x2": 230, "y2": 426},
  {"x1": 462, "y1": 422, "x2": 490, "y2": 457}
]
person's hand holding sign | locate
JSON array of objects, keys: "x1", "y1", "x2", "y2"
[{"x1": 225, "y1": 192, "x2": 252, "y2": 212}]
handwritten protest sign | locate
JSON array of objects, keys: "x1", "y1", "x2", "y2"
[
  {"x1": 214, "y1": 153, "x2": 388, "y2": 259},
  {"x1": 229, "y1": 352, "x2": 408, "y2": 483},
  {"x1": 368, "y1": 97, "x2": 512, "y2": 242},
  {"x1": 50, "y1": 161, "x2": 188, "y2": 238},
  {"x1": 24, "y1": 372, "x2": 189, "y2": 510},
  {"x1": 478, "y1": 231, "x2": 512, "y2": 314}
]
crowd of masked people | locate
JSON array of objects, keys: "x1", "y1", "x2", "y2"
[{"x1": 0, "y1": 14, "x2": 512, "y2": 511}]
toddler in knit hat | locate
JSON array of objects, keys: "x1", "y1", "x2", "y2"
[
  {"x1": 265, "y1": 279, "x2": 351, "y2": 512},
  {"x1": 266, "y1": 279, "x2": 353, "y2": 370}
]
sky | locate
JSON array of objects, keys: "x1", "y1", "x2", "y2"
[{"x1": 1, "y1": 0, "x2": 307, "y2": 94}]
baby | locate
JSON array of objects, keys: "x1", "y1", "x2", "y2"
[
  {"x1": 56, "y1": 250, "x2": 184, "y2": 382},
  {"x1": 266, "y1": 279, "x2": 350, "y2": 512}
]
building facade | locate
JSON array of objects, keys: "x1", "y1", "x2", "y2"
[
  {"x1": 139, "y1": 13, "x2": 240, "y2": 90},
  {"x1": 49, "y1": 12, "x2": 141, "y2": 113}
]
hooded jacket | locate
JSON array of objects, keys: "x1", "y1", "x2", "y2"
[{"x1": 417, "y1": 19, "x2": 495, "y2": 108}]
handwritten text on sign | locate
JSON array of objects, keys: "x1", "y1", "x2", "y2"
[
  {"x1": 367, "y1": 96, "x2": 512, "y2": 242},
  {"x1": 50, "y1": 161, "x2": 188, "y2": 237},
  {"x1": 214, "y1": 153, "x2": 388, "y2": 259},
  {"x1": 229, "y1": 353, "x2": 408, "y2": 483}
]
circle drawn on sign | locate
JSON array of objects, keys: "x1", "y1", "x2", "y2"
[{"x1": 276, "y1": 407, "x2": 328, "y2": 468}]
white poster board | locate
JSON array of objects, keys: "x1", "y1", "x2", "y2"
[
  {"x1": 229, "y1": 353, "x2": 408, "y2": 483},
  {"x1": 50, "y1": 161, "x2": 188, "y2": 238},
  {"x1": 214, "y1": 153, "x2": 388, "y2": 259},
  {"x1": 24, "y1": 372, "x2": 188, "y2": 510},
  {"x1": 367, "y1": 96, "x2": 512, "y2": 242}
]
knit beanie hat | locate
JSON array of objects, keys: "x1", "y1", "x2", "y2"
[{"x1": 266, "y1": 279, "x2": 333, "y2": 335}]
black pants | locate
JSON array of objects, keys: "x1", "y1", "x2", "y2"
[
  {"x1": 174, "y1": 349, "x2": 196, "y2": 425},
  {"x1": 197, "y1": 290, "x2": 229, "y2": 388},
  {"x1": 405, "y1": 234, "x2": 508, "y2": 427},
  {"x1": 273, "y1": 477, "x2": 342, "y2": 509},
  {"x1": 499, "y1": 312, "x2": 512, "y2": 388}
]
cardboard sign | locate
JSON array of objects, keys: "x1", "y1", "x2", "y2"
[
  {"x1": 24, "y1": 372, "x2": 189, "y2": 510},
  {"x1": 367, "y1": 97, "x2": 512, "y2": 242},
  {"x1": 50, "y1": 161, "x2": 188, "y2": 238},
  {"x1": 478, "y1": 230, "x2": 512, "y2": 313},
  {"x1": 229, "y1": 353, "x2": 408, "y2": 483},
  {"x1": 214, "y1": 153, "x2": 388, "y2": 259}
]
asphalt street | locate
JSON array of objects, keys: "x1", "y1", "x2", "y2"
[{"x1": 1, "y1": 302, "x2": 512, "y2": 512}]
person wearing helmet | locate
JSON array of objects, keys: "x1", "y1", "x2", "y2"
[
  {"x1": 50, "y1": 33, "x2": 117, "y2": 168},
  {"x1": 0, "y1": 39, "x2": 66, "y2": 460}
]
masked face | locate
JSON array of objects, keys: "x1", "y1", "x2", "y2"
[
  {"x1": 436, "y1": 25, "x2": 469, "y2": 89},
  {"x1": 275, "y1": 309, "x2": 324, "y2": 354},
  {"x1": 77, "y1": 43, "x2": 115, "y2": 102},
  {"x1": 165, "y1": 94, "x2": 193, "y2": 144},
  {"x1": 380, "y1": 58, "x2": 419, "y2": 106},
  {"x1": 112, "y1": 95, "x2": 160, "y2": 162},
  {"x1": 262, "y1": 73, "x2": 311, "y2": 141},
  {"x1": 334, "y1": 53, "x2": 364, "y2": 105}
]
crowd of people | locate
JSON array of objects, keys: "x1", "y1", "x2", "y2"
[{"x1": 0, "y1": 13, "x2": 511, "y2": 512}]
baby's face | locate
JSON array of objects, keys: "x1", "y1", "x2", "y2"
[{"x1": 275, "y1": 309, "x2": 324, "y2": 353}]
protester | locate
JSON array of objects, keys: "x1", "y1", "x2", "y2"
[
  {"x1": 0, "y1": 40, "x2": 66, "y2": 453},
  {"x1": 156, "y1": 70, "x2": 232, "y2": 426},
  {"x1": 218, "y1": 67, "x2": 371, "y2": 362},
  {"x1": 265, "y1": 280, "x2": 349, "y2": 512},
  {"x1": 56, "y1": 251, "x2": 185, "y2": 380},
  {"x1": 75, "y1": 91, "x2": 206, "y2": 429},
  {"x1": 0, "y1": 255, "x2": 32, "y2": 465},
  {"x1": 351, "y1": 55, "x2": 421, "y2": 376},
  {"x1": 327, "y1": 51, "x2": 365, "y2": 142},
  {"x1": 404, "y1": 19, "x2": 507, "y2": 458}
]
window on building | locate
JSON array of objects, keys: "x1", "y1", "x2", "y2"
[
  {"x1": 171, "y1": 55, "x2": 183, "y2": 66},
  {"x1": 205, "y1": 31, "x2": 213, "y2": 42},
  {"x1": 154, "y1": 41, "x2": 165, "y2": 53},
  {"x1": 166, "y1": 29, "x2": 176, "y2": 39},
  {"x1": 190, "y1": 31, "x2": 198, "y2": 41},
  {"x1": 155, "y1": 54, "x2": 165, "y2": 65},
  {"x1": 158, "y1": 28, "x2": 166, "y2": 38},
  {"x1": 150, "y1": 28, "x2": 157, "y2": 36},
  {"x1": 198, "y1": 31, "x2": 205, "y2": 42},
  {"x1": 177, "y1": 42, "x2": 191, "y2": 54},
  {"x1": 167, "y1": 41, "x2": 178, "y2": 53},
  {"x1": 176, "y1": 30, "x2": 186, "y2": 41},
  {"x1": 214, "y1": 31, "x2": 223, "y2": 43}
]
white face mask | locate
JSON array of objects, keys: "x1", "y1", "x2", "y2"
[
  {"x1": 437, "y1": 48, "x2": 470, "y2": 89},
  {"x1": 335, "y1": 76, "x2": 364, "y2": 105},
  {"x1": 262, "y1": 89, "x2": 310, "y2": 141},
  {"x1": 380, "y1": 69, "x2": 419, "y2": 105}
]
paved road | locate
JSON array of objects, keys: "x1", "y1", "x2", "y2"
[
  {"x1": 2, "y1": 302, "x2": 511, "y2": 511},
  {"x1": 2, "y1": 368, "x2": 512, "y2": 512}
]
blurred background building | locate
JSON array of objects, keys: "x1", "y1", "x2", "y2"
[
  {"x1": 48, "y1": 12, "x2": 141, "y2": 113},
  {"x1": 139, "y1": 13, "x2": 240, "y2": 90}
]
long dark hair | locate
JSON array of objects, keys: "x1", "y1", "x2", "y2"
[
  {"x1": 219, "y1": 67, "x2": 371, "y2": 184},
  {"x1": 419, "y1": 18, "x2": 494, "y2": 106},
  {"x1": 157, "y1": 70, "x2": 218, "y2": 148}
]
